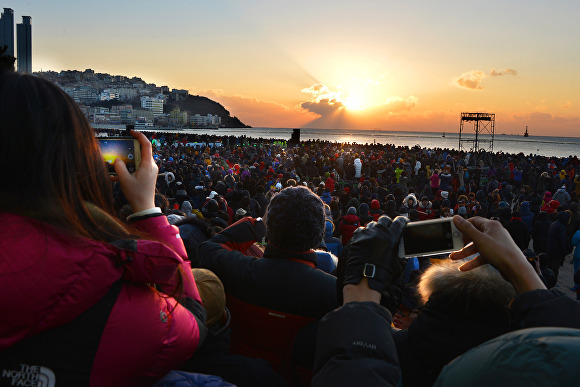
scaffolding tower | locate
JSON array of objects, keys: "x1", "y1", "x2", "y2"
[{"x1": 458, "y1": 112, "x2": 495, "y2": 153}]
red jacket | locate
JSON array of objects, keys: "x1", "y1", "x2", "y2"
[
  {"x1": 0, "y1": 213, "x2": 203, "y2": 386},
  {"x1": 340, "y1": 214, "x2": 360, "y2": 245}
]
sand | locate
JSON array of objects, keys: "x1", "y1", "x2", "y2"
[{"x1": 556, "y1": 251, "x2": 577, "y2": 299}]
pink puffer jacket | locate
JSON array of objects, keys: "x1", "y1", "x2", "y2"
[{"x1": 0, "y1": 213, "x2": 203, "y2": 386}]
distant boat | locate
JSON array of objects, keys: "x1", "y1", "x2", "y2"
[
  {"x1": 442, "y1": 132, "x2": 445, "y2": 137},
  {"x1": 524, "y1": 126, "x2": 529, "y2": 137}
]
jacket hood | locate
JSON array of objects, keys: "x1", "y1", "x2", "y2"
[
  {"x1": 342, "y1": 214, "x2": 359, "y2": 222},
  {"x1": 403, "y1": 194, "x2": 418, "y2": 207},
  {"x1": 557, "y1": 211, "x2": 570, "y2": 224},
  {"x1": 325, "y1": 220, "x2": 334, "y2": 237},
  {"x1": 371, "y1": 199, "x2": 381, "y2": 209},
  {"x1": 520, "y1": 201, "x2": 531, "y2": 215},
  {"x1": 359, "y1": 203, "x2": 370, "y2": 216}
]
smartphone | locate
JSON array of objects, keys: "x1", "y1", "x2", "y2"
[
  {"x1": 399, "y1": 217, "x2": 463, "y2": 258},
  {"x1": 98, "y1": 137, "x2": 141, "y2": 174}
]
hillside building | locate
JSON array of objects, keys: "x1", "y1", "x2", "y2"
[
  {"x1": 191, "y1": 114, "x2": 221, "y2": 128},
  {"x1": 140, "y1": 95, "x2": 164, "y2": 117}
]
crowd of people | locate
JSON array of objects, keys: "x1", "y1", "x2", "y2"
[{"x1": 2, "y1": 55, "x2": 580, "y2": 387}]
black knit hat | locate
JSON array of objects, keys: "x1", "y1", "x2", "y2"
[
  {"x1": 202, "y1": 199, "x2": 219, "y2": 218},
  {"x1": 264, "y1": 186, "x2": 325, "y2": 251}
]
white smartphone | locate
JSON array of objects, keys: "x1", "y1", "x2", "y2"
[{"x1": 399, "y1": 217, "x2": 463, "y2": 258}]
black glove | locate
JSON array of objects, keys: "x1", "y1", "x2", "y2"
[{"x1": 343, "y1": 215, "x2": 408, "y2": 299}]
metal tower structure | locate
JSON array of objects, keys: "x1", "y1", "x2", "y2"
[{"x1": 458, "y1": 112, "x2": 495, "y2": 153}]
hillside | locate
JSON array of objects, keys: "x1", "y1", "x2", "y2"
[
  {"x1": 169, "y1": 95, "x2": 250, "y2": 128},
  {"x1": 32, "y1": 68, "x2": 251, "y2": 128}
]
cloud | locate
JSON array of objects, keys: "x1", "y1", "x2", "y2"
[
  {"x1": 489, "y1": 68, "x2": 518, "y2": 77},
  {"x1": 300, "y1": 83, "x2": 345, "y2": 114},
  {"x1": 454, "y1": 70, "x2": 486, "y2": 90},
  {"x1": 301, "y1": 98, "x2": 345, "y2": 115},
  {"x1": 380, "y1": 96, "x2": 418, "y2": 112},
  {"x1": 561, "y1": 101, "x2": 572, "y2": 110}
]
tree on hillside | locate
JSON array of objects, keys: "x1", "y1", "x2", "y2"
[{"x1": 0, "y1": 46, "x2": 16, "y2": 71}]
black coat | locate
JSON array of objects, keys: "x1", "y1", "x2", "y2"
[
  {"x1": 532, "y1": 212, "x2": 551, "y2": 253},
  {"x1": 547, "y1": 212, "x2": 571, "y2": 258},
  {"x1": 313, "y1": 289, "x2": 580, "y2": 387},
  {"x1": 505, "y1": 219, "x2": 529, "y2": 250},
  {"x1": 393, "y1": 295, "x2": 511, "y2": 387}
]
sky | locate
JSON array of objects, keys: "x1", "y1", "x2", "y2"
[{"x1": 6, "y1": 0, "x2": 580, "y2": 136}]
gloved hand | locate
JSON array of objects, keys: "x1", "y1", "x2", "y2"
[{"x1": 343, "y1": 215, "x2": 408, "y2": 298}]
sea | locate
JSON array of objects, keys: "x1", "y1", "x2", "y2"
[
  {"x1": 177, "y1": 127, "x2": 580, "y2": 159},
  {"x1": 96, "y1": 124, "x2": 579, "y2": 159}
]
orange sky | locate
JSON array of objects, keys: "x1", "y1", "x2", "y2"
[{"x1": 10, "y1": 0, "x2": 580, "y2": 137}]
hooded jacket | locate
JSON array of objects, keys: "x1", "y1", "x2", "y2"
[
  {"x1": 403, "y1": 194, "x2": 418, "y2": 209},
  {"x1": 354, "y1": 158, "x2": 363, "y2": 178},
  {"x1": 532, "y1": 211, "x2": 551, "y2": 254},
  {"x1": 369, "y1": 199, "x2": 384, "y2": 221},
  {"x1": 547, "y1": 211, "x2": 571, "y2": 258},
  {"x1": 340, "y1": 213, "x2": 360, "y2": 245},
  {"x1": 541, "y1": 200, "x2": 560, "y2": 214},
  {"x1": 519, "y1": 202, "x2": 534, "y2": 233},
  {"x1": 358, "y1": 203, "x2": 373, "y2": 226},
  {"x1": 0, "y1": 213, "x2": 204, "y2": 387},
  {"x1": 313, "y1": 289, "x2": 580, "y2": 387},
  {"x1": 552, "y1": 187, "x2": 571, "y2": 204},
  {"x1": 324, "y1": 220, "x2": 343, "y2": 258}
]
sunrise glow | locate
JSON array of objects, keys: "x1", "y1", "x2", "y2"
[{"x1": 8, "y1": 0, "x2": 579, "y2": 136}]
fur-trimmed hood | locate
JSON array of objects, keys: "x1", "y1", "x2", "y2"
[
  {"x1": 403, "y1": 193, "x2": 418, "y2": 208},
  {"x1": 418, "y1": 259, "x2": 516, "y2": 312}
]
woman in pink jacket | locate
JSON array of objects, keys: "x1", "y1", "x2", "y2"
[{"x1": 0, "y1": 68, "x2": 205, "y2": 386}]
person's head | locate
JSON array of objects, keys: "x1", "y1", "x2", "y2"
[
  {"x1": 0, "y1": 70, "x2": 129, "y2": 242},
  {"x1": 418, "y1": 259, "x2": 516, "y2": 315},
  {"x1": 191, "y1": 268, "x2": 226, "y2": 327},
  {"x1": 264, "y1": 186, "x2": 325, "y2": 251}
]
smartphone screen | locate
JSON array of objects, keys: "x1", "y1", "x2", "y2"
[
  {"x1": 403, "y1": 221, "x2": 454, "y2": 256},
  {"x1": 98, "y1": 138, "x2": 139, "y2": 174}
]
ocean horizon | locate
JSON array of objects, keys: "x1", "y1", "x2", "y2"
[
  {"x1": 183, "y1": 127, "x2": 580, "y2": 159},
  {"x1": 95, "y1": 125, "x2": 579, "y2": 159}
]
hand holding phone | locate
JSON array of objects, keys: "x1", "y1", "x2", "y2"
[
  {"x1": 449, "y1": 216, "x2": 546, "y2": 294},
  {"x1": 98, "y1": 137, "x2": 141, "y2": 175},
  {"x1": 111, "y1": 130, "x2": 158, "y2": 213}
]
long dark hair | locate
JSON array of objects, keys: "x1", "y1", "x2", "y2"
[{"x1": 0, "y1": 70, "x2": 136, "y2": 242}]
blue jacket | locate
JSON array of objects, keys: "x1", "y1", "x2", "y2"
[
  {"x1": 324, "y1": 221, "x2": 343, "y2": 257},
  {"x1": 520, "y1": 202, "x2": 534, "y2": 233}
]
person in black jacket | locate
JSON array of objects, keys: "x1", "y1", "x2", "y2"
[
  {"x1": 393, "y1": 258, "x2": 515, "y2": 387},
  {"x1": 312, "y1": 215, "x2": 580, "y2": 387},
  {"x1": 546, "y1": 211, "x2": 571, "y2": 278},
  {"x1": 504, "y1": 210, "x2": 529, "y2": 251},
  {"x1": 198, "y1": 186, "x2": 338, "y2": 378},
  {"x1": 531, "y1": 211, "x2": 551, "y2": 253}
]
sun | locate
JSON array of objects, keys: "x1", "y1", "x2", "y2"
[{"x1": 343, "y1": 94, "x2": 366, "y2": 110}]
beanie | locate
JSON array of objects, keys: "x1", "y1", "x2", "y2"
[
  {"x1": 265, "y1": 186, "x2": 325, "y2": 251},
  {"x1": 192, "y1": 269, "x2": 226, "y2": 327},
  {"x1": 202, "y1": 199, "x2": 219, "y2": 218},
  {"x1": 347, "y1": 206, "x2": 357, "y2": 215}
]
